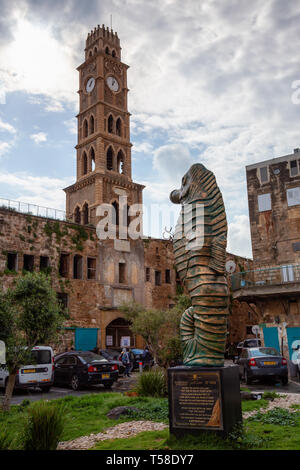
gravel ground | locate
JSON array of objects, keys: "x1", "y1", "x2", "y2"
[
  {"x1": 243, "y1": 392, "x2": 300, "y2": 419},
  {"x1": 58, "y1": 420, "x2": 168, "y2": 450}
]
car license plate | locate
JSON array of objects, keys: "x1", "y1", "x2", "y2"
[
  {"x1": 23, "y1": 369, "x2": 36, "y2": 374},
  {"x1": 102, "y1": 374, "x2": 110, "y2": 379},
  {"x1": 264, "y1": 361, "x2": 276, "y2": 365}
]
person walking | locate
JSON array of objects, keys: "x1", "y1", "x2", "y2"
[{"x1": 122, "y1": 348, "x2": 131, "y2": 377}]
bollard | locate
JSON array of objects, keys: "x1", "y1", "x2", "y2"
[{"x1": 139, "y1": 361, "x2": 143, "y2": 373}]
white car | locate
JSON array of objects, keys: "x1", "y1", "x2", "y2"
[{"x1": 0, "y1": 346, "x2": 54, "y2": 392}]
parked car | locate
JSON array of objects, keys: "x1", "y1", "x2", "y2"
[
  {"x1": 237, "y1": 347, "x2": 288, "y2": 385},
  {"x1": 0, "y1": 346, "x2": 54, "y2": 392},
  {"x1": 99, "y1": 349, "x2": 120, "y2": 361},
  {"x1": 53, "y1": 351, "x2": 119, "y2": 390},
  {"x1": 130, "y1": 349, "x2": 154, "y2": 370},
  {"x1": 98, "y1": 349, "x2": 125, "y2": 376},
  {"x1": 235, "y1": 338, "x2": 261, "y2": 360}
]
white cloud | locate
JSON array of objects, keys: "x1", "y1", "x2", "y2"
[
  {"x1": 153, "y1": 143, "x2": 194, "y2": 184},
  {"x1": 0, "y1": 118, "x2": 16, "y2": 134},
  {"x1": 30, "y1": 132, "x2": 47, "y2": 144},
  {"x1": 0, "y1": 13, "x2": 79, "y2": 111},
  {"x1": 0, "y1": 141, "x2": 11, "y2": 157},
  {"x1": 227, "y1": 215, "x2": 252, "y2": 259},
  {"x1": 64, "y1": 118, "x2": 77, "y2": 135},
  {"x1": 132, "y1": 142, "x2": 153, "y2": 154},
  {"x1": 0, "y1": 172, "x2": 72, "y2": 210}
]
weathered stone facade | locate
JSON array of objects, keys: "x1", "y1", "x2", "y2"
[
  {"x1": 0, "y1": 208, "x2": 179, "y2": 352},
  {"x1": 247, "y1": 148, "x2": 300, "y2": 267},
  {"x1": 232, "y1": 149, "x2": 300, "y2": 362}
]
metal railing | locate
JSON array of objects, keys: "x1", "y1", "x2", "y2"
[
  {"x1": 231, "y1": 264, "x2": 300, "y2": 291},
  {"x1": 0, "y1": 197, "x2": 67, "y2": 221}
]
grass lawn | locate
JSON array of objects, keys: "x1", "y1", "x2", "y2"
[{"x1": 1, "y1": 392, "x2": 300, "y2": 450}]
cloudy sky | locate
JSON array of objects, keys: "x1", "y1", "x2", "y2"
[{"x1": 1, "y1": 0, "x2": 300, "y2": 258}]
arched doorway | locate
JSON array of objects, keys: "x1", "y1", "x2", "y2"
[{"x1": 105, "y1": 317, "x2": 134, "y2": 349}]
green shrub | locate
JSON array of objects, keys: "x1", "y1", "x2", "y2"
[
  {"x1": 22, "y1": 401, "x2": 65, "y2": 450},
  {"x1": 228, "y1": 423, "x2": 270, "y2": 449},
  {"x1": 126, "y1": 399, "x2": 169, "y2": 421},
  {"x1": 135, "y1": 369, "x2": 167, "y2": 398},
  {"x1": 0, "y1": 427, "x2": 13, "y2": 450},
  {"x1": 262, "y1": 392, "x2": 281, "y2": 401},
  {"x1": 248, "y1": 407, "x2": 300, "y2": 426}
]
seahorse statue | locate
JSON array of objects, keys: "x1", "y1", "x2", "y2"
[{"x1": 170, "y1": 163, "x2": 229, "y2": 367}]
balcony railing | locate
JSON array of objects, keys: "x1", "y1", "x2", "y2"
[
  {"x1": 231, "y1": 264, "x2": 300, "y2": 291},
  {"x1": 0, "y1": 197, "x2": 67, "y2": 221}
]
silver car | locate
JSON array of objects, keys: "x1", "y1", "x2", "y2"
[{"x1": 237, "y1": 347, "x2": 288, "y2": 385}]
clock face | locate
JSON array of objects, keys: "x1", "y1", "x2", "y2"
[
  {"x1": 106, "y1": 76, "x2": 119, "y2": 92},
  {"x1": 86, "y1": 77, "x2": 95, "y2": 93}
]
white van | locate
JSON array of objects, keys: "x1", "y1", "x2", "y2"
[{"x1": 0, "y1": 346, "x2": 54, "y2": 392}]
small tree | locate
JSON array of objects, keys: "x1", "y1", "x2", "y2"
[
  {"x1": 121, "y1": 294, "x2": 191, "y2": 368},
  {"x1": 0, "y1": 272, "x2": 65, "y2": 411}
]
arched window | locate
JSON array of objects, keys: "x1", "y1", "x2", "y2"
[
  {"x1": 83, "y1": 203, "x2": 89, "y2": 225},
  {"x1": 105, "y1": 46, "x2": 110, "y2": 55},
  {"x1": 89, "y1": 50, "x2": 92, "y2": 58},
  {"x1": 117, "y1": 150, "x2": 125, "y2": 174},
  {"x1": 112, "y1": 50, "x2": 116, "y2": 58},
  {"x1": 106, "y1": 147, "x2": 114, "y2": 170},
  {"x1": 90, "y1": 147, "x2": 95, "y2": 171},
  {"x1": 74, "y1": 207, "x2": 81, "y2": 224},
  {"x1": 83, "y1": 119, "x2": 88, "y2": 138},
  {"x1": 116, "y1": 118, "x2": 122, "y2": 136},
  {"x1": 94, "y1": 47, "x2": 98, "y2": 54},
  {"x1": 108, "y1": 115, "x2": 114, "y2": 133},
  {"x1": 89, "y1": 115, "x2": 95, "y2": 134},
  {"x1": 82, "y1": 152, "x2": 88, "y2": 175},
  {"x1": 112, "y1": 201, "x2": 119, "y2": 226}
]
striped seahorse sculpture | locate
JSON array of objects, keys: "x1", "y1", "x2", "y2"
[{"x1": 170, "y1": 163, "x2": 229, "y2": 367}]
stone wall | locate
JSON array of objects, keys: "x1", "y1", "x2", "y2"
[
  {"x1": 0, "y1": 207, "x2": 254, "y2": 352},
  {"x1": 247, "y1": 150, "x2": 300, "y2": 268}
]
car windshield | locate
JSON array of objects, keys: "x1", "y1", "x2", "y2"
[
  {"x1": 250, "y1": 347, "x2": 279, "y2": 357},
  {"x1": 79, "y1": 352, "x2": 107, "y2": 363},
  {"x1": 31, "y1": 350, "x2": 51, "y2": 365}
]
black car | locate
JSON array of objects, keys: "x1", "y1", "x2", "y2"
[
  {"x1": 99, "y1": 349, "x2": 125, "y2": 376},
  {"x1": 54, "y1": 351, "x2": 119, "y2": 390},
  {"x1": 237, "y1": 347, "x2": 288, "y2": 385}
]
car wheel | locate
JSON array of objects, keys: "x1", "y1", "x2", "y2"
[
  {"x1": 244, "y1": 369, "x2": 252, "y2": 385},
  {"x1": 103, "y1": 381, "x2": 113, "y2": 389},
  {"x1": 70, "y1": 374, "x2": 80, "y2": 391},
  {"x1": 281, "y1": 377, "x2": 288, "y2": 386}
]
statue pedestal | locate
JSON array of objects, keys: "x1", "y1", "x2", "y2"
[{"x1": 167, "y1": 364, "x2": 242, "y2": 437}]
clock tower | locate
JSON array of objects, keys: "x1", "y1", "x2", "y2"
[{"x1": 64, "y1": 25, "x2": 144, "y2": 228}]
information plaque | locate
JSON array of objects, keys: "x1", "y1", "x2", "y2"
[
  {"x1": 171, "y1": 370, "x2": 223, "y2": 430},
  {"x1": 168, "y1": 365, "x2": 242, "y2": 436}
]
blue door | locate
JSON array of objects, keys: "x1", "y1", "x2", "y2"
[
  {"x1": 286, "y1": 327, "x2": 300, "y2": 361},
  {"x1": 75, "y1": 328, "x2": 99, "y2": 351},
  {"x1": 263, "y1": 327, "x2": 280, "y2": 353}
]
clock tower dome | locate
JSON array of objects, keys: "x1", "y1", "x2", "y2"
[{"x1": 64, "y1": 25, "x2": 144, "y2": 227}]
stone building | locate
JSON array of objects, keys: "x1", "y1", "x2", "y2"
[
  {"x1": 0, "y1": 25, "x2": 250, "y2": 353},
  {"x1": 232, "y1": 149, "x2": 300, "y2": 362}
]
